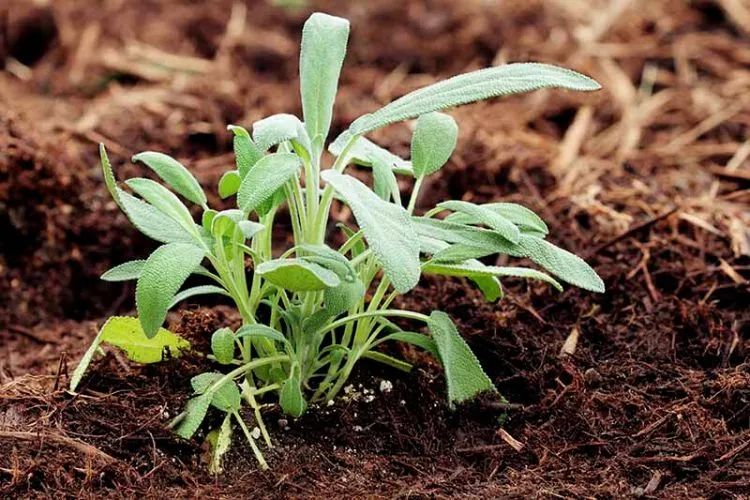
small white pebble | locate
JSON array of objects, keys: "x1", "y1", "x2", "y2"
[
  {"x1": 400, "y1": 400, "x2": 406, "y2": 406},
  {"x1": 379, "y1": 380, "x2": 393, "y2": 393},
  {"x1": 353, "y1": 425, "x2": 363, "y2": 432},
  {"x1": 251, "y1": 427, "x2": 261, "y2": 440},
  {"x1": 162, "y1": 411, "x2": 170, "y2": 419},
  {"x1": 364, "y1": 395, "x2": 375, "y2": 403},
  {"x1": 344, "y1": 384, "x2": 354, "y2": 394},
  {"x1": 327, "y1": 399, "x2": 335, "y2": 407}
]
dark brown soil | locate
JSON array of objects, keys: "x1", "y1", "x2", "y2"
[{"x1": 2, "y1": 0, "x2": 749, "y2": 497}]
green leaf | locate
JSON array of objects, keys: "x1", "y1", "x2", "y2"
[
  {"x1": 329, "y1": 131, "x2": 414, "y2": 176},
  {"x1": 427, "y1": 311, "x2": 495, "y2": 406},
  {"x1": 211, "y1": 382, "x2": 242, "y2": 412},
  {"x1": 228, "y1": 125, "x2": 263, "y2": 177},
  {"x1": 238, "y1": 221, "x2": 264, "y2": 240},
  {"x1": 321, "y1": 170, "x2": 421, "y2": 294},
  {"x1": 99, "y1": 144, "x2": 124, "y2": 209},
  {"x1": 218, "y1": 170, "x2": 242, "y2": 198},
  {"x1": 446, "y1": 202, "x2": 548, "y2": 236},
  {"x1": 412, "y1": 217, "x2": 518, "y2": 254},
  {"x1": 169, "y1": 285, "x2": 229, "y2": 309},
  {"x1": 324, "y1": 279, "x2": 365, "y2": 316},
  {"x1": 300, "y1": 13, "x2": 350, "y2": 148},
  {"x1": 211, "y1": 209, "x2": 245, "y2": 237},
  {"x1": 338, "y1": 224, "x2": 366, "y2": 257},
  {"x1": 517, "y1": 236, "x2": 605, "y2": 293},
  {"x1": 202, "y1": 209, "x2": 217, "y2": 229},
  {"x1": 423, "y1": 262, "x2": 563, "y2": 292},
  {"x1": 237, "y1": 153, "x2": 300, "y2": 214},
  {"x1": 211, "y1": 328, "x2": 236, "y2": 365},
  {"x1": 256, "y1": 258, "x2": 340, "y2": 291},
  {"x1": 235, "y1": 324, "x2": 290, "y2": 350},
  {"x1": 411, "y1": 112, "x2": 458, "y2": 177},
  {"x1": 132, "y1": 151, "x2": 207, "y2": 207},
  {"x1": 136, "y1": 243, "x2": 206, "y2": 338},
  {"x1": 126, "y1": 177, "x2": 195, "y2": 229},
  {"x1": 438, "y1": 200, "x2": 520, "y2": 244},
  {"x1": 349, "y1": 63, "x2": 600, "y2": 135},
  {"x1": 252, "y1": 114, "x2": 311, "y2": 156},
  {"x1": 100, "y1": 260, "x2": 145, "y2": 282},
  {"x1": 176, "y1": 394, "x2": 212, "y2": 439},
  {"x1": 279, "y1": 372, "x2": 307, "y2": 418},
  {"x1": 119, "y1": 190, "x2": 197, "y2": 244},
  {"x1": 371, "y1": 155, "x2": 401, "y2": 203},
  {"x1": 361, "y1": 350, "x2": 413, "y2": 372},
  {"x1": 379, "y1": 331, "x2": 439, "y2": 358},
  {"x1": 418, "y1": 237, "x2": 503, "y2": 302},
  {"x1": 100, "y1": 316, "x2": 191, "y2": 363},
  {"x1": 191, "y1": 372, "x2": 223, "y2": 394},
  {"x1": 206, "y1": 415, "x2": 233, "y2": 474},
  {"x1": 298, "y1": 244, "x2": 356, "y2": 281}
]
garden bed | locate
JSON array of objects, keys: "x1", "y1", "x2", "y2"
[{"x1": 1, "y1": 0, "x2": 749, "y2": 497}]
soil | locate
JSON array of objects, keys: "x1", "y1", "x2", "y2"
[{"x1": 2, "y1": 0, "x2": 749, "y2": 497}]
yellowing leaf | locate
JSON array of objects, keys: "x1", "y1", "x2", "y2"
[{"x1": 100, "y1": 316, "x2": 191, "y2": 363}]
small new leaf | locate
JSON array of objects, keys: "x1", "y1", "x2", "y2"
[
  {"x1": 132, "y1": 152, "x2": 207, "y2": 208},
  {"x1": 237, "y1": 153, "x2": 300, "y2": 214},
  {"x1": 176, "y1": 394, "x2": 211, "y2": 439},
  {"x1": 211, "y1": 327, "x2": 236, "y2": 365},
  {"x1": 218, "y1": 171, "x2": 241, "y2": 198},
  {"x1": 228, "y1": 125, "x2": 263, "y2": 177},
  {"x1": 411, "y1": 112, "x2": 458, "y2": 177},
  {"x1": 101, "y1": 260, "x2": 145, "y2": 282},
  {"x1": 280, "y1": 373, "x2": 307, "y2": 418}
]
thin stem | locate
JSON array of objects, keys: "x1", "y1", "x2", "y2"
[
  {"x1": 312, "y1": 309, "x2": 430, "y2": 338},
  {"x1": 406, "y1": 175, "x2": 425, "y2": 214},
  {"x1": 233, "y1": 411, "x2": 268, "y2": 470}
]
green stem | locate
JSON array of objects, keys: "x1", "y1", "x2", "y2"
[
  {"x1": 312, "y1": 309, "x2": 429, "y2": 339},
  {"x1": 233, "y1": 411, "x2": 268, "y2": 470},
  {"x1": 406, "y1": 175, "x2": 425, "y2": 214}
]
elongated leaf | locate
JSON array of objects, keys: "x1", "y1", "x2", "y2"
[
  {"x1": 119, "y1": 190, "x2": 197, "y2": 244},
  {"x1": 446, "y1": 202, "x2": 548, "y2": 235},
  {"x1": 211, "y1": 328, "x2": 236, "y2": 365},
  {"x1": 126, "y1": 178, "x2": 195, "y2": 229},
  {"x1": 99, "y1": 144, "x2": 124, "y2": 209},
  {"x1": 329, "y1": 131, "x2": 414, "y2": 176},
  {"x1": 362, "y1": 350, "x2": 413, "y2": 372},
  {"x1": 280, "y1": 372, "x2": 307, "y2": 417},
  {"x1": 380, "y1": 331, "x2": 439, "y2": 358},
  {"x1": 100, "y1": 316, "x2": 190, "y2": 363},
  {"x1": 300, "y1": 13, "x2": 350, "y2": 147},
  {"x1": 169, "y1": 285, "x2": 229, "y2": 309},
  {"x1": 218, "y1": 170, "x2": 241, "y2": 198},
  {"x1": 207, "y1": 415, "x2": 233, "y2": 474},
  {"x1": 237, "y1": 153, "x2": 300, "y2": 214},
  {"x1": 136, "y1": 243, "x2": 206, "y2": 338},
  {"x1": 132, "y1": 152, "x2": 207, "y2": 207},
  {"x1": 349, "y1": 63, "x2": 600, "y2": 135},
  {"x1": 423, "y1": 262, "x2": 563, "y2": 291},
  {"x1": 418, "y1": 237, "x2": 503, "y2": 302},
  {"x1": 228, "y1": 125, "x2": 263, "y2": 177},
  {"x1": 192, "y1": 372, "x2": 223, "y2": 394},
  {"x1": 413, "y1": 217, "x2": 519, "y2": 254},
  {"x1": 238, "y1": 221, "x2": 264, "y2": 240},
  {"x1": 322, "y1": 170, "x2": 421, "y2": 293},
  {"x1": 427, "y1": 311, "x2": 495, "y2": 406},
  {"x1": 438, "y1": 200, "x2": 520, "y2": 243},
  {"x1": 235, "y1": 324, "x2": 290, "y2": 349},
  {"x1": 252, "y1": 113, "x2": 311, "y2": 155},
  {"x1": 371, "y1": 155, "x2": 401, "y2": 203},
  {"x1": 324, "y1": 279, "x2": 365, "y2": 316},
  {"x1": 101, "y1": 260, "x2": 146, "y2": 282},
  {"x1": 298, "y1": 244, "x2": 356, "y2": 281},
  {"x1": 175, "y1": 394, "x2": 211, "y2": 439},
  {"x1": 518, "y1": 236, "x2": 605, "y2": 292},
  {"x1": 257, "y1": 258, "x2": 340, "y2": 291},
  {"x1": 411, "y1": 112, "x2": 458, "y2": 177}
]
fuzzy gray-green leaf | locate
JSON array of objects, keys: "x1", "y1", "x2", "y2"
[
  {"x1": 237, "y1": 153, "x2": 300, "y2": 214},
  {"x1": 132, "y1": 152, "x2": 207, "y2": 207},
  {"x1": 300, "y1": 13, "x2": 350, "y2": 147},
  {"x1": 518, "y1": 236, "x2": 605, "y2": 292},
  {"x1": 329, "y1": 131, "x2": 414, "y2": 176},
  {"x1": 169, "y1": 285, "x2": 230, "y2": 309},
  {"x1": 446, "y1": 202, "x2": 548, "y2": 236},
  {"x1": 438, "y1": 200, "x2": 520, "y2": 243},
  {"x1": 228, "y1": 125, "x2": 263, "y2": 177},
  {"x1": 211, "y1": 328, "x2": 236, "y2": 365},
  {"x1": 322, "y1": 170, "x2": 421, "y2": 294},
  {"x1": 257, "y1": 258, "x2": 340, "y2": 291},
  {"x1": 126, "y1": 177, "x2": 195, "y2": 230},
  {"x1": 280, "y1": 372, "x2": 307, "y2": 418},
  {"x1": 423, "y1": 262, "x2": 563, "y2": 291},
  {"x1": 119, "y1": 190, "x2": 197, "y2": 244},
  {"x1": 427, "y1": 311, "x2": 496, "y2": 406},
  {"x1": 324, "y1": 279, "x2": 365, "y2": 316},
  {"x1": 136, "y1": 243, "x2": 206, "y2": 338},
  {"x1": 350, "y1": 63, "x2": 600, "y2": 135},
  {"x1": 411, "y1": 112, "x2": 458, "y2": 177},
  {"x1": 101, "y1": 260, "x2": 146, "y2": 282},
  {"x1": 252, "y1": 113, "x2": 311, "y2": 155},
  {"x1": 175, "y1": 394, "x2": 211, "y2": 439}
]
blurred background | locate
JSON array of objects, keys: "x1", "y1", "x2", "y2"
[{"x1": 1, "y1": 0, "x2": 749, "y2": 496}]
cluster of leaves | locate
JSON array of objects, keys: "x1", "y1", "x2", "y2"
[{"x1": 70, "y1": 12, "x2": 603, "y2": 471}]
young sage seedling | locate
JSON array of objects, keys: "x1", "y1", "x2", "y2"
[{"x1": 71, "y1": 12, "x2": 604, "y2": 471}]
